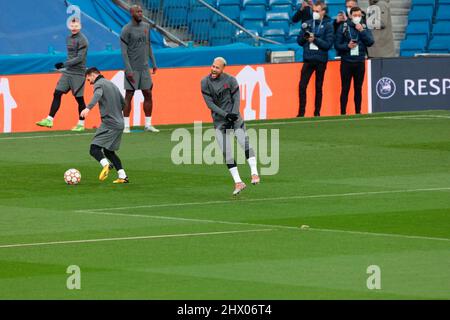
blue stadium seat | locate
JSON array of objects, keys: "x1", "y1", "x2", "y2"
[
  {"x1": 411, "y1": 0, "x2": 436, "y2": 10},
  {"x1": 209, "y1": 22, "x2": 236, "y2": 46},
  {"x1": 266, "y1": 10, "x2": 290, "y2": 31},
  {"x1": 328, "y1": 4, "x2": 344, "y2": 18},
  {"x1": 428, "y1": 37, "x2": 450, "y2": 53},
  {"x1": 241, "y1": 6, "x2": 267, "y2": 22},
  {"x1": 164, "y1": 0, "x2": 190, "y2": 8},
  {"x1": 218, "y1": 5, "x2": 241, "y2": 21},
  {"x1": 438, "y1": 0, "x2": 450, "y2": 4},
  {"x1": 217, "y1": 0, "x2": 240, "y2": 5},
  {"x1": 269, "y1": 0, "x2": 292, "y2": 12},
  {"x1": 267, "y1": 20, "x2": 290, "y2": 33},
  {"x1": 405, "y1": 21, "x2": 431, "y2": 40},
  {"x1": 431, "y1": 34, "x2": 450, "y2": 45},
  {"x1": 243, "y1": 20, "x2": 265, "y2": 34},
  {"x1": 235, "y1": 29, "x2": 260, "y2": 45},
  {"x1": 189, "y1": 21, "x2": 211, "y2": 42},
  {"x1": 436, "y1": 5, "x2": 450, "y2": 21},
  {"x1": 328, "y1": 49, "x2": 337, "y2": 60},
  {"x1": 262, "y1": 27, "x2": 287, "y2": 43},
  {"x1": 165, "y1": 8, "x2": 189, "y2": 26},
  {"x1": 243, "y1": 0, "x2": 268, "y2": 8},
  {"x1": 400, "y1": 38, "x2": 427, "y2": 56},
  {"x1": 405, "y1": 34, "x2": 429, "y2": 44},
  {"x1": 191, "y1": 0, "x2": 217, "y2": 8},
  {"x1": 287, "y1": 23, "x2": 301, "y2": 43},
  {"x1": 189, "y1": 7, "x2": 214, "y2": 23},
  {"x1": 408, "y1": 6, "x2": 434, "y2": 23},
  {"x1": 432, "y1": 21, "x2": 450, "y2": 35}
]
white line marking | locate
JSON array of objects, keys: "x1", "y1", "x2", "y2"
[
  {"x1": 1, "y1": 114, "x2": 448, "y2": 141},
  {"x1": 76, "y1": 187, "x2": 450, "y2": 213},
  {"x1": 0, "y1": 229, "x2": 272, "y2": 249},
  {"x1": 80, "y1": 211, "x2": 450, "y2": 243}
]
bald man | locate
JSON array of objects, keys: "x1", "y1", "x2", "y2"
[
  {"x1": 120, "y1": 5, "x2": 158, "y2": 133},
  {"x1": 201, "y1": 57, "x2": 260, "y2": 196}
]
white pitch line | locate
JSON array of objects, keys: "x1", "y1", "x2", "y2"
[
  {"x1": 80, "y1": 210, "x2": 450, "y2": 243},
  {"x1": 76, "y1": 187, "x2": 450, "y2": 213},
  {"x1": 0, "y1": 229, "x2": 272, "y2": 249},
  {"x1": 1, "y1": 114, "x2": 448, "y2": 141}
]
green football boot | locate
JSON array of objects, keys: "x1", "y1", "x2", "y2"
[
  {"x1": 36, "y1": 118, "x2": 53, "y2": 128},
  {"x1": 71, "y1": 124, "x2": 85, "y2": 132}
]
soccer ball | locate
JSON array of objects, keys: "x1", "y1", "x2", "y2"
[{"x1": 64, "y1": 168, "x2": 81, "y2": 185}]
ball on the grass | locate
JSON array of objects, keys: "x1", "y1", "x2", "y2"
[{"x1": 64, "y1": 168, "x2": 81, "y2": 185}]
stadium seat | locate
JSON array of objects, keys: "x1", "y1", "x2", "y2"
[
  {"x1": 405, "y1": 34, "x2": 429, "y2": 44},
  {"x1": 235, "y1": 29, "x2": 260, "y2": 45},
  {"x1": 432, "y1": 21, "x2": 450, "y2": 35},
  {"x1": 189, "y1": 21, "x2": 211, "y2": 42},
  {"x1": 430, "y1": 34, "x2": 450, "y2": 46},
  {"x1": 269, "y1": 0, "x2": 293, "y2": 13},
  {"x1": 408, "y1": 6, "x2": 434, "y2": 23},
  {"x1": 400, "y1": 38, "x2": 427, "y2": 56},
  {"x1": 287, "y1": 23, "x2": 301, "y2": 43},
  {"x1": 191, "y1": 0, "x2": 217, "y2": 8},
  {"x1": 218, "y1": 5, "x2": 241, "y2": 21},
  {"x1": 243, "y1": 0, "x2": 268, "y2": 9},
  {"x1": 411, "y1": 0, "x2": 436, "y2": 10},
  {"x1": 262, "y1": 27, "x2": 287, "y2": 43},
  {"x1": 243, "y1": 20, "x2": 265, "y2": 34},
  {"x1": 405, "y1": 21, "x2": 431, "y2": 40},
  {"x1": 217, "y1": 0, "x2": 241, "y2": 5},
  {"x1": 328, "y1": 4, "x2": 344, "y2": 18},
  {"x1": 428, "y1": 37, "x2": 450, "y2": 53},
  {"x1": 266, "y1": 11, "x2": 290, "y2": 33},
  {"x1": 435, "y1": 5, "x2": 450, "y2": 21},
  {"x1": 209, "y1": 23, "x2": 236, "y2": 46},
  {"x1": 163, "y1": 0, "x2": 190, "y2": 8},
  {"x1": 165, "y1": 8, "x2": 189, "y2": 26},
  {"x1": 189, "y1": 6, "x2": 214, "y2": 23}
]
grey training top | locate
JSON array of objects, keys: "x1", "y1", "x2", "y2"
[
  {"x1": 63, "y1": 32, "x2": 89, "y2": 76},
  {"x1": 87, "y1": 76, "x2": 125, "y2": 130},
  {"x1": 120, "y1": 21, "x2": 157, "y2": 72},
  {"x1": 201, "y1": 73, "x2": 241, "y2": 127}
]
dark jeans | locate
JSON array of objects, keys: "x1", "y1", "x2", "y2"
[
  {"x1": 298, "y1": 61, "x2": 327, "y2": 117},
  {"x1": 340, "y1": 61, "x2": 365, "y2": 115}
]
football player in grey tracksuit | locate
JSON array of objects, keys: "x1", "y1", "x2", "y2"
[
  {"x1": 36, "y1": 18, "x2": 89, "y2": 132},
  {"x1": 81, "y1": 67, "x2": 129, "y2": 184},
  {"x1": 201, "y1": 57, "x2": 260, "y2": 195}
]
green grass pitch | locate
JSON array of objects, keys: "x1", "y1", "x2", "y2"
[{"x1": 0, "y1": 110, "x2": 449, "y2": 299}]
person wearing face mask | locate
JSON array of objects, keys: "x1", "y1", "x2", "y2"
[
  {"x1": 292, "y1": 0, "x2": 332, "y2": 24},
  {"x1": 367, "y1": 0, "x2": 395, "y2": 58},
  {"x1": 333, "y1": 0, "x2": 367, "y2": 33},
  {"x1": 297, "y1": 1, "x2": 334, "y2": 117},
  {"x1": 335, "y1": 6, "x2": 374, "y2": 115}
]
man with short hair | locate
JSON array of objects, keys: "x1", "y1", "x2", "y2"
[
  {"x1": 120, "y1": 4, "x2": 159, "y2": 133},
  {"x1": 81, "y1": 67, "x2": 129, "y2": 184},
  {"x1": 297, "y1": 1, "x2": 334, "y2": 117},
  {"x1": 201, "y1": 57, "x2": 260, "y2": 195},
  {"x1": 36, "y1": 18, "x2": 89, "y2": 131},
  {"x1": 335, "y1": 7, "x2": 374, "y2": 115}
]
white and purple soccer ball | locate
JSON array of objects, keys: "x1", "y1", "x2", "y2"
[{"x1": 64, "y1": 168, "x2": 81, "y2": 185}]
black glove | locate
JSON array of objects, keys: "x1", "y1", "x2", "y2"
[
  {"x1": 54, "y1": 62, "x2": 64, "y2": 70},
  {"x1": 225, "y1": 113, "x2": 239, "y2": 123}
]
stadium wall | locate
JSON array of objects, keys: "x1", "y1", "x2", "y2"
[
  {"x1": 370, "y1": 57, "x2": 450, "y2": 113},
  {"x1": 0, "y1": 62, "x2": 368, "y2": 133}
]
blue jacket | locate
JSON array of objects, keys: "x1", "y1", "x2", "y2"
[
  {"x1": 297, "y1": 18, "x2": 334, "y2": 63},
  {"x1": 334, "y1": 21, "x2": 374, "y2": 63}
]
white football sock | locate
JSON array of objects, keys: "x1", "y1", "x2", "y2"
[
  {"x1": 117, "y1": 169, "x2": 127, "y2": 179},
  {"x1": 100, "y1": 158, "x2": 109, "y2": 167},
  {"x1": 145, "y1": 117, "x2": 152, "y2": 127},
  {"x1": 229, "y1": 167, "x2": 242, "y2": 183},
  {"x1": 124, "y1": 117, "x2": 130, "y2": 128},
  {"x1": 78, "y1": 120, "x2": 85, "y2": 126},
  {"x1": 47, "y1": 116, "x2": 54, "y2": 121},
  {"x1": 247, "y1": 157, "x2": 258, "y2": 176}
]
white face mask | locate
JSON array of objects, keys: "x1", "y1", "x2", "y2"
[
  {"x1": 352, "y1": 17, "x2": 362, "y2": 24},
  {"x1": 313, "y1": 12, "x2": 321, "y2": 20}
]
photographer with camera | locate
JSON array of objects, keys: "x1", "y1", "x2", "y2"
[
  {"x1": 335, "y1": 7, "x2": 374, "y2": 115},
  {"x1": 296, "y1": 1, "x2": 334, "y2": 117}
]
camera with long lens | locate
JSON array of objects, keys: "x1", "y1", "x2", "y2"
[{"x1": 303, "y1": 31, "x2": 313, "y2": 39}]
